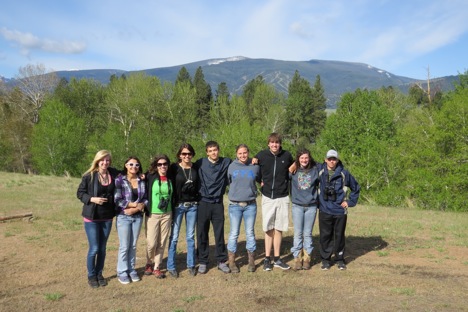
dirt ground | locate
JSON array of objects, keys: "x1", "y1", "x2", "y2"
[
  {"x1": 0, "y1": 174, "x2": 467, "y2": 311},
  {"x1": 1, "y1": 216, "x2": 467, "y2": 312}
]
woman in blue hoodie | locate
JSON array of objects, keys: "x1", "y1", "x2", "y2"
[
  {"x1": 318, "y1": 150, "x2": 360, "y2": 271},
  {"x1": 227, "y1": 144, "x2": 260, "y2": 273},
  {"x1": 289, "y1": 149, "x2": 319, "y2": 270}
]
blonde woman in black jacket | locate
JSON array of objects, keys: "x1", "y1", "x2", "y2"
[{"x1": 77, "y1": 150, "x2": 118, "y2": 288}]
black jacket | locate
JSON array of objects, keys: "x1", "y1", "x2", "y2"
[
  {"x1": 77, "y1": 167, "x2": 119, "y2": 220},
  {"x1": 255, "y1": 148, "x2": 293, "y2": 199}
]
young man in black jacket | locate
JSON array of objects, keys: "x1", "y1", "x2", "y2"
[
  {"x1": 195, "y1": 141, "x2": 231, "y2": 274},
  {"x1": 255, "y1": 133, "x2": 293, "y2": 271}
]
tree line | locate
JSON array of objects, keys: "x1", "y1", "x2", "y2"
[{"x1": 0, "y1": 64, "x2": 466, "y2": 212}]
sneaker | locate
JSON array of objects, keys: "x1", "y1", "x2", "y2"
[
  {"x1": 88, "y1": 276, "x2": 99, "y2": 288},
  {"x1": 97, "y1": 274, "x2": 107, "y2": 286},
  {"x1": 263, "y1": 258, "x2": 272, "y2": 271},
  {"x1": 337, "y1": 261, "x2": 347, "y2": 270},
  {"x1": 218, "y1": 261, "x2": 231, "y2": 274},
  {"x1": 321, "y1": 261, "x2": 331, "y2": 271},
  {"x1": 188, "y1": 267, "x2": 197, "y2": 276},
  {"x1": 273, "y1": 259, "x2": 291, "y2": 270},
  {"x1": 118, "y1": 275, "x2": 131, "y2": 284},
  {"x1": 198, "y1": 264, "x2": 207, "y2": 274},
  {"x1": 168, "y1": 269, "x2": 179, "y2": 278},
  {"x1": 153, "y1": 269, "x2": 166, "y2": 279},
  {"x1": 130, "y1": 272, "x2": 141, "y2": 282},
  {"x1": 144, "y1": 263, "x2": 154, "y2": 276}
]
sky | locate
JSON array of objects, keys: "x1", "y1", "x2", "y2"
[{"x1": 1, "y1": 0, "x2": 467, "y2": 80}]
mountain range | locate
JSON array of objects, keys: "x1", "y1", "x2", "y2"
[{"x1": 2, "y1": 56, "x2": 459, "y2": 108}]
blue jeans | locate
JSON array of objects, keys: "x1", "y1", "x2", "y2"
[
  {"x1": 291, "y1": 204, "x2": 317, "y2": 258},
  {"x1": 84, "y1": 220, "x2": 113, "y2": 277},
  {"x1": 167, "y1": 203, "x2": 198, "y2": 270},
  {"x1": 227, "y1": 202, "x2": 257, "y2": 253},
  {"x1": 116, "y1": 214, "x2": 143, "y2": 276}
]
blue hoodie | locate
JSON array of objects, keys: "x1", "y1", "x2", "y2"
[{"x1": 318, "y1": 162, "x2": 360, "y2": 215}]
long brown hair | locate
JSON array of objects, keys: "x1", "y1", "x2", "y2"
[
  {"x1": 149, "y1": 154, "x2": 171, "y2": 175},
  {"x1": 295, "y1": 148, "x2": 316, "y2": 170}
]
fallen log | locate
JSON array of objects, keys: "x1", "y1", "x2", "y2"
[{"x1": 0, "y1": 212, "x2": 33, "y2": 221}]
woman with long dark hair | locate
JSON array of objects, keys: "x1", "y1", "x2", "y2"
[
  {"x1": 144, "y1": 154, "x2": 173, "y2": 279},
  {"x1": 290, "y1": 148, "x2": 319, "y2": 270},
  {"x1": 114, "y1": 156, "x2": 147, "y2": 284},
  {"x1": 167, "y1": 143, "x2": 200, "y2": 278}
]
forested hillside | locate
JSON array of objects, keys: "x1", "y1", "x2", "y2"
[{"x1": 0, "y1": 64, "x2": 466, "y2": 211}]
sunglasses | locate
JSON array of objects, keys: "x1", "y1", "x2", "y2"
[
  {"x1": 181, "y1": 152, "x2": 192, "y2": 156},
  {"x1": 127, "y1": 163, "x2": 140, "y2": 167},
  {"x1": 157, "y1": 162, "x2": 168, "y2": 167}
]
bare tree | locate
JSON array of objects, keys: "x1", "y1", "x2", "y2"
[{"x1": 15, "y1": 63, "x2": 59, "y2": 123}]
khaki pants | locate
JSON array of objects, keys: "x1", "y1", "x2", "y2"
[{"x1": 145, "y1": 212, "x2": 172, "y2": 269}]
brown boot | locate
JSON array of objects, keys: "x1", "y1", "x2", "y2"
[
  {"x1": 247, "y1": 251, "x2": 256, "y2": 272},
  {"x1": 302, "y1": 250, "x2": 311, "y2": 270},
  {"x1": 228, "y1": 252, "x2": 239, "y2": 273},
  {"x1": 294, "y1": 257, "x2": 303, "y2": 270},
  {"x1": 294, "y1": 249, "x2": 303, "y2": 270}
]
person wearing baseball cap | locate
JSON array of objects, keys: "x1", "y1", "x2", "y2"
[{"x1": 317, "y1": 149, "x2": 360, "y2": 271}]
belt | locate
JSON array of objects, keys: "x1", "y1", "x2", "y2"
[
  {"x1": 294, "y1": 202, "x2": 317, "y2": 207},
  {"x1": 230, "y1": 200, "x2": 256, "y2": 207},
  {"x1": 179, "y1": 201, "x2": 198, "y2": 207}
]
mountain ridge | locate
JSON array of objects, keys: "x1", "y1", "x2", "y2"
[{"x1": 3, "y1": 57, "x2": 458, "y2": 108}]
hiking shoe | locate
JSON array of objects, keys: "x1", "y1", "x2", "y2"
[
  {"x1": 130, "y1": 272, "x2": 141, "y2": 282},
  {"x1": 168, "y1": 269, "x2": 179, "y2": 278},
  {"x1": 321, "y1": 261, "x2": 331, "y2": 271},
  {"x1": 188, "y1": 267, "x2": 197, "y2": 276},
  {"x1": 97, "y1": 274, "x2": 107, "y2": 286},
  {"x1": 118, "y1": 275, "x2": 131, "y2": 284},
  {"x1": 198, "y1": 264, "x2": 207, "y2": 274},
  {"x1": 144, "y1": 263, "x2": 154, "y2": 276},
  {"x1": 88, "y1": 276, "x2": 99, "y2": 288},
  {"x1": 274, "y1": 259, "x2": 291, "y2": 270},
  {"x1": 218, "y1": 261, "x2": 231, "y2": 274},
  {"x1": 153, "y1": 269, "x2": 166, "y2": 279},
  {"x1": 337, "y1": 261, "x2": 347, "y2": 270},
  {"x1": 263, "y1": 258, "x2": 272, "y2": 271}
]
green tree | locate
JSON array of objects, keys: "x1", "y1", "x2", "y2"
[
  {"x1": 193, "y1": 66, "x2": 213, "y2": 131},
  {"x1": 316, "y1": 89, "x2": 396, "y2": 203},
  {"x1": 31, "y1": 98, "x2": 86, "y2": 176},
  {"x1": 215, "y1": 82, "x2": 229, "y2": 104},
  {"x1": 176, "y1": 66, "x2": 193, "y2": 86}
]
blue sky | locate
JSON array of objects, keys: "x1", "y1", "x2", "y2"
[{"x1": 1, "y1": 0, "x2": 467, "y2": 79}]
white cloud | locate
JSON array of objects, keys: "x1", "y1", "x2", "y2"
[{"x1": 0, "y1": 27, "x2": 86, "y2": 55}]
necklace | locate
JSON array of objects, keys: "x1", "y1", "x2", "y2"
[
  {"x1": 181, "y1": 165, "x2": 192, "y2": 182},
  {"x1": 99, "y1": 171, "x2": 109, "y2": 185}
]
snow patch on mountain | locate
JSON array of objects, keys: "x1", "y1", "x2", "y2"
[{"x1": 207, "y1": 56, "x2": 247, "y2": 65}]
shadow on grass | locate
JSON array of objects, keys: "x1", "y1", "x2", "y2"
[{"x1": 128, "y1": 234, "x2": 388, "y2": 276}]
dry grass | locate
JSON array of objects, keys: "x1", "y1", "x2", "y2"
[{"x1": 0, "y1": 173, "x2": 467, "y2": 312}]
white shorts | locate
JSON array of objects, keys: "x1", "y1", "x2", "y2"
[{"x1": 261, "y1": 195, "x2": 289, "y2": 232}]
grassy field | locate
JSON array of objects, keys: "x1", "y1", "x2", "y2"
[{"x1": 0, "y1": 173, "x2": 467, "y2": 312}]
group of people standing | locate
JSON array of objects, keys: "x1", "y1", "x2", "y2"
[{"x1": 77, "y1": 133, "x2": 360, "y2": 288}]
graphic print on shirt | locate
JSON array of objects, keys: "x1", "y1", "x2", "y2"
[
  {"x1": 232, "y1": 169, "x2": 255, "y2": 180},
  {"x1": 297, "y1": 171, "x2": 312, "y2": 190}
]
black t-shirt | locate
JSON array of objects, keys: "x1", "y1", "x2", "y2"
[{"x1": 170, "y1": 163, "x2": 200, "y2": 203}]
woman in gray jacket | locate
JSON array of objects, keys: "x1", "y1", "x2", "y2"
[
  {"x1": 289, "y1": 148, "x2": 319, "y2": 270},
  {"x1": 227, "y1": 144, "x2": 260, "y2": 273}
]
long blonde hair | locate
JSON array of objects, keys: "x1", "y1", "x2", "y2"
[{"x1": 82, "y1": 150, "x2": 112, "y2": 178}]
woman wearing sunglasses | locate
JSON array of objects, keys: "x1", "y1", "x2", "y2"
[
  {"x1": 144, "y1": 154, "x2": 173, "y2": 279},
  {"x1": 167, "y1": 143, "x2": 200, "y2": 278},
  {"x1": 114, "y1": 156, "x2": 147, "y2": 284}
]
